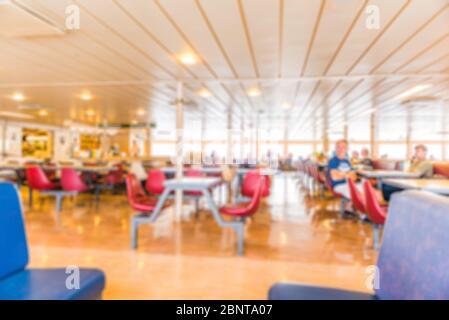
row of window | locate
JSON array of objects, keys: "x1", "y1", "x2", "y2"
[{"x1": 151, "y1": 142, "x2": 449, "y2": 161}]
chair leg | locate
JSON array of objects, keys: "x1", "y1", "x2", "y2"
[
  {"x1": 235, "y1": 223, "x2": 245, "y2": 256},
  {"x1": 54, "y1": 194, "x2": 63, "y2": 222},
  {"x1": 94, "y1": 186, "x2": 101, "y2": 206},
  {"x1": 131, "y1": 218, "x2": 139, "y2": 249},
  {"x1": 339, "y1": 198, "x2": 346, "y2": 218},
  {"x1": 195, "y1": 198, "x2": 200, "y2": 219}
]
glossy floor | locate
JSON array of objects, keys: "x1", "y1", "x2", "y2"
[{"x1": 24, "y1": 173, "x2": 377, "y2": 299}]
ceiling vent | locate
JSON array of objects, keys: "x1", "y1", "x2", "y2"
[{"x1": 0, "y1": 0, "x2": 64, "y2": 38}]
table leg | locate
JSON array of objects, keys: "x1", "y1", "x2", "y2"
[
  {"x1": 130, "y1": 187, "x2": 172, "y2": 249},
  {"x1": 202, "y1": 188, "x2": 245, "y2": 256}
]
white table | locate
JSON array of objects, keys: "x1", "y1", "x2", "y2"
[
  {"x1": 382, "y1": 179, "x2": 449, "y2": 196},
  {"x1": 358, "y1": 170, "x2": 420, "y2": 189},
  {"x1": 130, "y1": 177, "x2": 247, "y2": 255}
]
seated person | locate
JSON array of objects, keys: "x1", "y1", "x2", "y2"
[
  {"x1": 350, "y1": 150, "x2": 360, "y2": 166},
  {"x1": 360, "y1": 148, "x2": 373, "y2": 168},
  {"x1": 382, "y1": 144, "x2": 433, "y2": 201},
  {"x1": 327, "y1": 140, "x2": 358, "y2": 199},
  {"x1": 129, "y1": 160, "x2": 148, "y2": 182}
]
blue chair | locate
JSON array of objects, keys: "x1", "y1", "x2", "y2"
[
  {"x1": 269, "y1": 190, "x2": 449, "y2": 300},
  {"x1": 0, "y1": 182, "x2": 106, "y2": 300}
]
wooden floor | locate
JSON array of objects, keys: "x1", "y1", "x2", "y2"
[{"x1": 23, "y1": 173, "x2": 377, "y2": 299}]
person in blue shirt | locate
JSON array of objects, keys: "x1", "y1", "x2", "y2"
[{"x1": 327, "y1": 139, "x2": 358, "y2": 198}]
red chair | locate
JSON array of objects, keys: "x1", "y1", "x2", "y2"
[
  {"x1": 26, "y1": 166, "x2": 67, "y2": 215},
  {"x1": 127, "y1": 174, "x2": 172, "y2": 248},
  {"x1": 61, "y1": 168, "x2": 101, "y2": 204},
  {"x1": 220, "y1": 176, "x2": 265, "y2": 219},
  {"x1": 26, "y1": 166, "x2": 57, "y2": 191},
  {"x1": 145, "y1": 169, "x2": 167, "y2": 195},
  {"x1": 61, "y1": 168, "x2": 89, "y2": 193},
  {"x1": 347, "y1": 178, "x2": 366, "y2": 215},
  {"x1": 241, "y1": 171, "x2": 270, "y2": 198},
  {"x1": 126, "y1": 174, "x2": 164, "y2": 213},
  {"x1": 363, "y1": 180, "x2": 388, "y2": 250}
]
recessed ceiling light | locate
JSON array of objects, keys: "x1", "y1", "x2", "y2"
[
  {"x1": 80, "y1": 92, "x2": 92, "y2": 101},
  {"x1": 131, "y1": 120, "x2": 138, "y2": 125},
  {"x1": 179, "y1": 52, "x2": 198, "y2": 65},
  {"x1": 281, "y1": 102, "x2": 291, "y2": 110},
  {"x1": 137, "y1": 108, "x2": 146, "y2": 116},
  {"x1": 12, "y1": 92, "x2": 25, "y2": 101},
  {"x1": 86, "y1": 109, "x2": 95, "y2": 117},
  {"x1": 247, "y1": 87, "x2": 261, "y2": 97},
  {"x1": 197, "y1": 88, "x2": 212, "y2": 98},
  {"x1": 38, "y1": 109, "x2": 48, "y2": 117},
  {"x1": 396, "y1": 84, "x2": 432, "y2": 100}
]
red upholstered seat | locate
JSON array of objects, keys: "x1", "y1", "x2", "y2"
[
  {"x1": 433, "y1": 162, "x2": 449, "y2": 178},
  {"x1": 220, "y1": 177, "x2": 265, "y2": 217},
  {"x1": 348, "y1": 178, "x2": 366, "y2": 214},
  {"x1": 126, "y1": 174, "x2": 168, "y2": 212},
  {"x1": 146, "y1": 169, "x2": 167, "y2": 195},
  {"x1": 61, "y1": 168, "x2": 89, "y2": 193},
  {"x1": 241, "y1": 170, "x2": 270, "y2": 198},
  {"x1": 26, "y1": 166, "x2": 57, "y2": 191},
  {"x1": 364, "y1": 181, "x2": 387, "y2": 225}
]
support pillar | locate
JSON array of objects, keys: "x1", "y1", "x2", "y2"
[
  {"x1": 226, "y1": 104, "x2": 233, "y2": 164},
  {"x1": 175, "y1": 81, "x2": 184, "y2": 221},
  {"x1": 406, "y1": 106, "x2": 413, "y2": 159},
  {"x1": 322, "y1": 105, "x2": 330, "y2": 154}
]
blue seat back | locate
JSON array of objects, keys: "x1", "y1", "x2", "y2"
[
  {"x1": 0, "y1": 182, "x2": 29, "y2": 280},
  {"x1": 376, "y1": 190, "x2": 449, "y2": 299}
]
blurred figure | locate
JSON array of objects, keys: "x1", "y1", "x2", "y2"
[
  {"x1": 131, "y1": 140, "x2": 140, "y2": 158},
  {"x1": 360, "y1": 148, "x2": 373, "y2": 168},
  {"x1": 327, "y1": 139, "x2": 358, "y2": 199},
  {"x1": 129, "y1": 160, "x2": 147, "y2": 182},
  {"x1": 382, "y1": 144, "x2": 433, "y2": 201},
  {"x1": 350, "y1": 150, "x2": 360, "y2": 166},
  {"x1": 409, "y1": 144, "x2": 433, "y2": 178}
]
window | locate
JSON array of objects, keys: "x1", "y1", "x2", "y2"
[
  {"x1": 378, "y1": 115, "x2": 407, "y2": 141},
  {"x1": 287, "y1": 144, "x2": 314, "y2": 158},
  {"x1": 151, "y1": 143, "x2": 175, "y2": 157},
  {"x1": 348, "y1": 116, "x2": 370, "y2": 141},
  {"x1": 378, "y1": 144, "x2": 407, "y2": 159}
]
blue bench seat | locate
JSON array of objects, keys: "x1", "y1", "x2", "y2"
[
  {"x1": 0, "y1": 182, "x2": 106, "y2": 300},
  {"x1": 269, "y1": 190, "x2": 449, "y2": 300}
]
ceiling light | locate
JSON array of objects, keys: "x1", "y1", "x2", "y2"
[
  {"x1": 80, "y1": 92, "x2": 92, "y2": 101},
  {"x1": 179, "y1": 53, "x2": 198, "y2": 65},
  {"x1": 137, "y1": 108, "x2": 146, "y2": 116},
  {"x1": 38, "y1": 109, "x2": 48, "y2": 117},
  {"x1": 396, "y1": 84, "x2": 432, "y2": 100},
  {"x1": 86, "y1": 109, "x2": 95, "y2": 117},
  {"x1": 197, "y1": 88, "x2": 212, "y2": 98},
  {"x1": 131, "y1": 120, "x2": 138, "y2": 125},
  {"x1": 12, "y1": 92, "x2": 25, "y2": 101},
  {"x1": 247, "y1": 87, "x2": 261, "y2": 97},
  {"x1": 281, "y1": 102, "x2": 291, "y2": 110}
]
